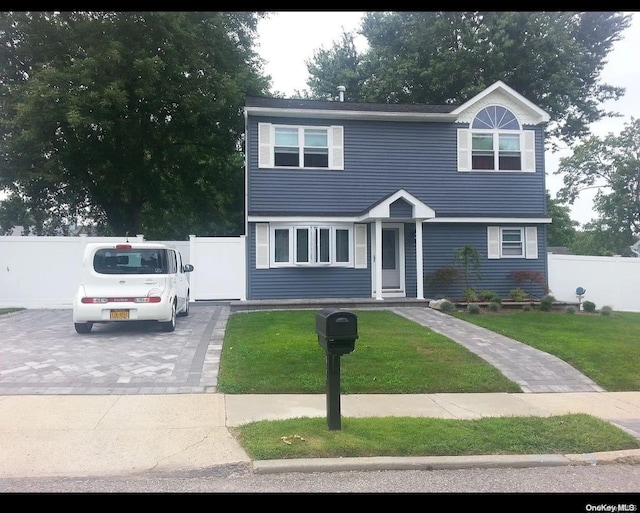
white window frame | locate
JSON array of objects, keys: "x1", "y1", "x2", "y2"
[
  {"x1": 500, "y1": 227, "x2": 525, "y2": 258},
  {"x1": 258, "y1": 123, "x2": 344, "y2": 170},
  {"x1": 487, "y1": 226, "x2": 538, "y2": 260},
  {"x1": 471, "y1": 130, "x2": 523, "y2": 171},
  {"x1": 269, "y1": 223, "x2": 354, "y2": 267}
]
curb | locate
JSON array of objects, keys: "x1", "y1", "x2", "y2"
[{"x1": 252, "y1": 449, "x2": 640, "y2": 474}]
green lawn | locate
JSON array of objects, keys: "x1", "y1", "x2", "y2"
[
  {"x1": 454, "y1": 309, "x2": 640, "y2": 391},
  {"x1": 222, "y1": 308, "x2": 640, "y2": 460}
]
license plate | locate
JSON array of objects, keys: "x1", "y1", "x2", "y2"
[{"x1": 110, "y1": 309, "x2": 130, "y2": 320}]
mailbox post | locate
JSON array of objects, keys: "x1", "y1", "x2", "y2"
[{"x1": 315, "y1": 308, "x2": 358, "y2": 430}]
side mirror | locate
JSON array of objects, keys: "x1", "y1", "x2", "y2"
[{"x1": 183, "y1": 264, "x2": 194, "y2": 273}]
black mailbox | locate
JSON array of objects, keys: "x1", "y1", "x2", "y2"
[{"x1": 316, "y1": 308, "x2": 358, "y2": 355}]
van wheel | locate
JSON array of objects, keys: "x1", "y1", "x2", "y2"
[
  {"x1": 178, "y1": 294, "x2": 190, "y2": 317},
  {"x1": 75, "y1": 322, "x2": 93, "y2": 334},
  {"x1": 160, "y1": 303, "x2": 176, "y2": 332}
]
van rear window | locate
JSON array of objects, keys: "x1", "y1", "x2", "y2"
[{"x1": 93, "y1": 248, "x2": 171, "y2": 275}]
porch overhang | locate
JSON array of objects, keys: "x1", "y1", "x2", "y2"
[{"x1": 359, "y1": 189, "x2": 436, "y2": 222}]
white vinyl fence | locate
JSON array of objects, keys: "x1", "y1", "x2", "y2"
[
  {"x1": 547, "y1": 253, "x2": 640, "y2": 313},
  {"x1": 0, "y1": 234, "x2": 246, "y2": 309}
]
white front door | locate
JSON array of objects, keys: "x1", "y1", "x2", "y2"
[{"x1": 372, "y1": 223, "x2": 405, "y2": 298}]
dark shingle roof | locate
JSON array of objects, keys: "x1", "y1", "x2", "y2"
[{"x1": 244, "y1": 96, "x2": 456, "y2": 114}]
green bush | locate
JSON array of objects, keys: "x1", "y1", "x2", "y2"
[
  {"x1": 467, "y1": 303, "x2": 481, "y2": 314},
  {"x1": 540, "y1": 294, "x2": 556, "y2": 312},
  {"x1": 582, "y1": 301, "x2": 596, "y2": 313},
  {"x1": 479, "y1": 290, "x2": 501, "y2": 303},
  {"x1": 600, "y1": 305, "x2": 613, "y2": 316},
  {"x1": 509, "y1": 288, "x2": 528, "y2": 302},
  {"x1": 439, "y1": 300, "x2": 456, "y2": 314},
  {"x1": 463, "y1": 287, "x2": 478, "y2": 302},
  {"x1": 488, "y1": 302, "x2": 501, "y2": 313},
  {"x1": 565, "y1": 306, "x2": 577, "y2": 314}
]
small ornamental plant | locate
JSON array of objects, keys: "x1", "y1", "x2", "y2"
[
  {"x1": 582, "y1": 301, "x2": 596, "y2": 313},
  {"x1": 540, "y1": 294, "x2": 556, "y2": 312}
]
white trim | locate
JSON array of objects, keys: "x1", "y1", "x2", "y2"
[
  {"x1": 451, "y1": 80, "x2": 550, "y2": 123},
  {"x1": 367, "y1": 188, "x2": 436, "y2": 219},
  {"x1": 425, "y1": 217, "x2": 552, "y2": 224}
]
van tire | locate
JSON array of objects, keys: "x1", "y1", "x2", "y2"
[
  {"x1": 160, "y1": 303, "x2": 177, "y2": 332},
  {"x1": 75, "y1": 322, "x2": 93, "y2": 334},
  {"x1": 178, "y1": 294, "x2": 190, "y2": 317}
]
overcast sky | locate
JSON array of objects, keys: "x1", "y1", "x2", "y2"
[{"x1": 257, "y1": 11, "x2": 640, "y2": 226}]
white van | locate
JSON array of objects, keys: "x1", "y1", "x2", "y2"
[{"x1": 72, "y1": 242, "x2": 194, "y2": 334}]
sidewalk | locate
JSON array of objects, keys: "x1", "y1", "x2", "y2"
[{"x1": 1, "y1": 391, "x2": 640, "y2": 478}]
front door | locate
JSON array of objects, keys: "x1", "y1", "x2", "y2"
[
  {"x1": 371, "y1": 223, "x2": 405, "y2": 298},
  {"x1": 382, "y1": 227, "x2": 400, "y2": 290}
]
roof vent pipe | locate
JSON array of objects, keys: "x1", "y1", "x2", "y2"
[{"x1": 337, "y1": 85, "x2": 346, "y2": 102}]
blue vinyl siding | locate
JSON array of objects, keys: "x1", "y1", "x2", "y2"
[
  {"x1": 248, "y1": 116, "x2": 546, "y2": 217},
  {"x1": 422, "y1": 223, "x2": 548, "y2": 300}
]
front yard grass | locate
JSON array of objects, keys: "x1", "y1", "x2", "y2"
[
  {"x1": 221, "y1": 308, "x2": 640, "y2": 460},
  {"x1": 219, "y1": 309, "x2": 521, "y2": 394}
]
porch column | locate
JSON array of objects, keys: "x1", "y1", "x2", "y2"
[
  {"x1": 375, "y1": 219, "x2": 383, "y2": 300},
  {"x1": 415, "y1": 220, "x2": 424, "y2": 300}
]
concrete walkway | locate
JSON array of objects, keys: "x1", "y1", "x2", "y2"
[{"x1": 390, "y1": 307, "x2": 604, "y2": 393}]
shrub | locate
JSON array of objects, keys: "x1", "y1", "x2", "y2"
[
  {"x1": 565, "y1": 306, "x2": 577, "y2": 314},
  {"x1": 428, "y1": 267, "x2": 460, "y2": 297},
  {"x1": 600, "y1": 305, "x2": 613, "y2": 316},
  {"x1": 488, "y1": 302, "x2": 501, "y2": 313},
  {"x1": 463, "y1": 287, "x2": 478, "y2": 302},
  {"x1": 582, "y1": 300, "x2": 596, "y2": 313},
  {"x1": 509, "y1": 288, "x2": 528, "y2": 302},
  {"x1": 522, "y1": 304, "x2": 532, "y2": 312},
  {"x1": 540, "y1": 294, "x2": 556, "y2": 312},
  {"x1": 508, "y1": 269, "x2": 547, "y2": 298},
  {"x1": 479, "y1": 290, "x2": 501, "y2": 303},
  {"x1": 466, "y1": 303, "x2": 481, "y2": 314},
  {"x1": 439, "y1": 300, "x2": 456, "y2": 314}
]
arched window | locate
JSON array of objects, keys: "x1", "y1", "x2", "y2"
[{"x1": 471, "y1": 106, "x2": 522, "y2": 170}]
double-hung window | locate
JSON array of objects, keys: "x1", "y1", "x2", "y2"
[
  {"x1": 457, "y1": 105, "x2": 535, "y2": 172},
  {"x1": 271, "y1": 224, "x2": 353, "y2": 267},
  {"x1": 487, "y1": 226, "x2": 538, "y2": 260},
  {"x1": 258, "y1": 123, "x2": 344, "y2": 170},
  {"x1": 274, "y1": 126, "x2": 329, "y2": 167}
]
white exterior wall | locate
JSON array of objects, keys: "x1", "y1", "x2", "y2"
[
  {"x1": 547, "y1": 253, "x2": 640, "y2": 312},
  {"x1": 0, "y1": 235, "x2": 245, "y2": 309}
]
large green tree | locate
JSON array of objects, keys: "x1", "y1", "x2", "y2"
[
  {"x1": 305, "y1": 11, "x2": 631, "y2": 149},
  {"x1": 556, "y1": 118, "x2": 640, "y2": 255},
  {"x1": 0, "y1": 11, "x2": 270, "y2": 238},
  {"x1": 545, "y1": 192, "x2": 578, "y2": 248}
]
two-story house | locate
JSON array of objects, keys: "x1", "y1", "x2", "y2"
[{"x1": 243, "y1": 81, "x2": 551, "y2": 301}]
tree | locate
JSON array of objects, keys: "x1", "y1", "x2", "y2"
[
  {"x1": 454, "y1": 243, "x2": 481, "y2": 300},
  {"x1": 0, "y1": 11, "x2": 270, "y2": 238},
  {"x1": 546, "y1": 192, "x2": 578, "y2": 247},
  {"x1": 305, "y1": 11, "x2": 631, "y2": 149},
  {"x1": 556, "y1": 118, "x2": 640, "y2": 254}
]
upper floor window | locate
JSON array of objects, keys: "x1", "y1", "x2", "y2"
[
  {"x1": 457, "y1": 106, "x2": 535, "y2": 173},
  {"x1": 258, "y1": 123, "x2": 344, "y2": 170},
  {"x1": 471, "y1": 106, "x2": 521, "y2": 171},
  {"x1": 274, "y1": 127, "x2": 328, "y2": 168}
]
